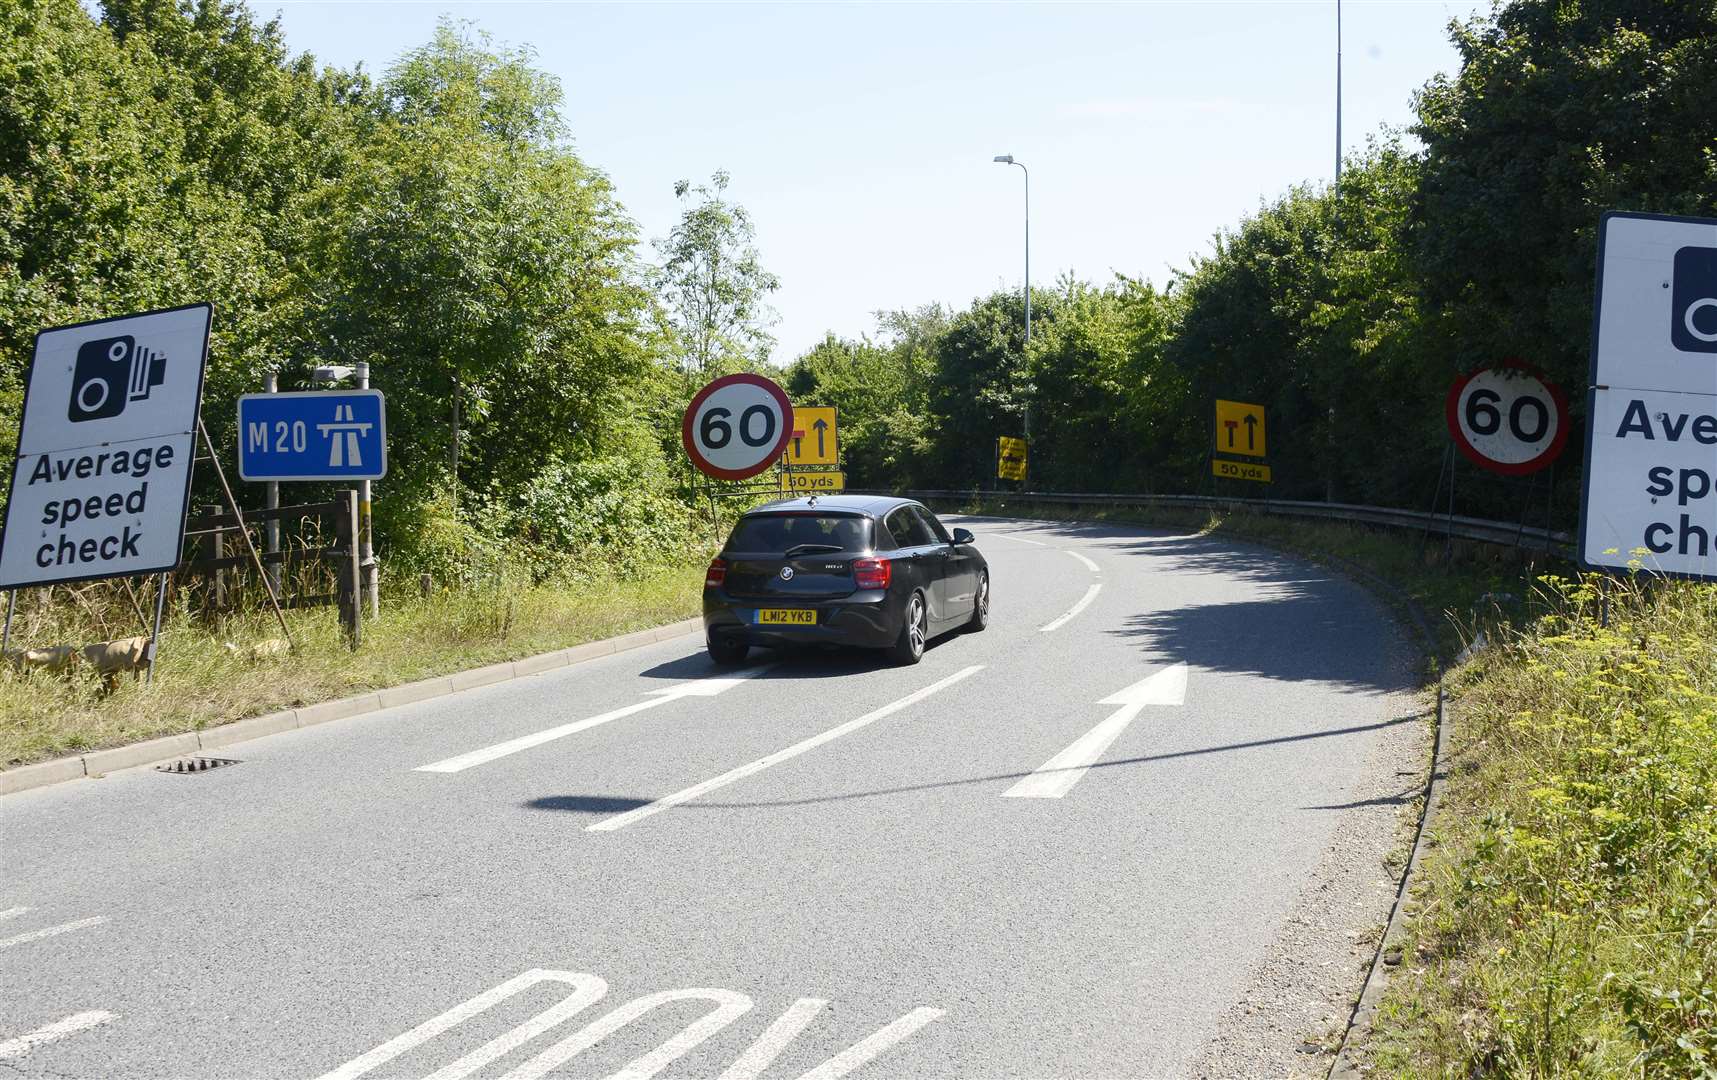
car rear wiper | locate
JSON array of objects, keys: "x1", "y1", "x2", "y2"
[{"x1": 783, "y1": 543, "x2": 844, "y2": 557}]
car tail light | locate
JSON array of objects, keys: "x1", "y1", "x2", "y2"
[
  {"x1": 705, "y1": 558, "x2": 727, "y2": 588},
  {"x1": 853, "y1": 557, "x2": 891, "y2": 590}
]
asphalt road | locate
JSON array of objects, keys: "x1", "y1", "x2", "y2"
[{"x1": 2, "y1": 516, "x2": 1419, "y2": 1079}]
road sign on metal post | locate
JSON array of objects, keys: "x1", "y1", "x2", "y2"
[
  {"x1": 1445, "y1": 360, "x2": 1568, "y2": 476},
  {"x1": 787, "y1": 406, "x2": 838, "y2": 466},
  {"x1": 237, "y1": 390, "x2": 387, "y2": 482},
  {"x1": 0, "y1": 304, "x2": 210, "y2": 589},
  {"x1": 682, "y1": 374, "x2": 794, "y2": 482},
  {"x1": 997, "y1": 437, "x2": 1028, "y2": 482},
  {"x1": 1581, "y1": 210, "x2": 1717, "y2": 579},
  {"x1": 1214, "y1": 400, "x2": 1267, "y2": 458}
]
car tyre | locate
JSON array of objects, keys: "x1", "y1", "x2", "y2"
[
  {"x1": 890, "y1": 591, "x2": 928, "y2": 665},
  {"x1": 966, "y1": 571, "x2": 990, "y2": 632},
  {"x1": 708, "y1": 635, "x2": 748, "y2": 667}
]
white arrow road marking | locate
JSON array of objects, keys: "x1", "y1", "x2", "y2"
[
  {"x1": 1039, "y1": 583, "x2": 1102, "y2": 633},
  {"x1": 1065, "y1": 550, "x2": 1100, "y2": 573},
  {"x1": 0, "y1": 1011, "x2": 118, "y2": 1061},
  {"x1": 1003, "y1": 663, "x2": 1188, "y2": 799},
  {"x1": 793, "y1": 1007, "x2": 945, "y2": 1080},
  {"x1": 716, "y1": 999, "x2": 828, "y2": 1080},
  {"x1": 0, "y1": 907, "x2": 28, "y2": 921},
  {"x1": 590, "y1": 665, "x2": 985, "y2": 832},
  {"x1": 415, "y1": 667, "x2": 773, "y2": 774},
  {"x1": 0, "y1": 916, "x2": 107, "y2": 950}
]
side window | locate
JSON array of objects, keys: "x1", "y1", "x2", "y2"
[
  {"x1": 892, "y1": 507, "x2": 934, "y2": 547},
  {"x1": 913, "y1": 507, "x2": 951, "y2": 544},
  {"x1": 879, "y1": 509, "x2": 910, "y2": 550}
]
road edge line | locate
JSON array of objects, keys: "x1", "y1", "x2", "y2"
[{"x1": 0, "y1": 616, "x2": 704, "y2": 799}]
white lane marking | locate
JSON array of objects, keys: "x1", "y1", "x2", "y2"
[
  {"x1": 590, "y1": 665, "x2": 986, "y2": 832},
  {"x1": 1038, "y1": 583, "x2": 1102, "y2": 633},
  {"x1": 316, "y1": 970, "x2": 608, "y2": 1080},
  {"x1": 716, "y1": 999, "x2": 828, "y2": 1080},
  {"x1": 795, "y1": 1008, "x2": 945, "y2": 1080},
  {"x1": 1065, "y1": 550, "x2": 1099, "y2": 573},
  {"x1": 0, "y1": 907, "x2": 28, "y2": 921},
  {"x1": 1003, "y1": 663, "x2": 1188, "y2": 799},
  {"x1": 505, "y1": 988, "x2": 752, "y2": 1080},
  {"x1": 0, "y1": 916, "x2": 107, "y2": 950},
  {"x1": 993, "y1": 532, "x2": 1047, "y2": 546},
  {"x1": 415, "y1": 668, "x2": 772, "y2": 773},
  {"x1": 0, "y1": 1011, "x2": 118, "y2": 1061}
]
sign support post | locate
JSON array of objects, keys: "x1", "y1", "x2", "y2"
[
  {"x1": 263, "y1": 372, "x2": 280, "y2": 600},
  {"x1": 146, "y1": 571, "x2": 169, "y2": 686},
  {"x1": 1, "y1": 589, "x2": 13, "y2": 657},
  {"x1": 198, "y1": 418, "x2": 292, "y2": 649},
  {"x1": 356, "y1": 362, "x2": 377, "y2": 618}
]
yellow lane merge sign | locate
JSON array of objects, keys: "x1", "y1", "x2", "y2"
[
  {"x1": 1213, "y1": 458, "x2": 1272, "y2": 483},
  {"x1": 997, "y1": 436, "x2": 1028, "y2": 481},
  {"x1": 1215, "y1": 399, "x2": 1266, "y2": 458},
  {"x1": 788, "y1": 406, "x2": 838, "y2": 465},
  {"x1": 786, "y1": 470, "x2": 845, "y2": 493}
]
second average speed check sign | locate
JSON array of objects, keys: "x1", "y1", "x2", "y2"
[
  {"x1": 681, "y1": 373, "x2": 794, "y2": 481},
  {"x1": 1444, "y1": 360, "x2": 1569, "y2": 476}
]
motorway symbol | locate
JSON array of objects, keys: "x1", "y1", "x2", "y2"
[
  {"x1": 0, "y1": 304, "x2": 210, "y2": 589},
  {"x1": 683, "y1": 374, "x2": 795, "y2": 482},
  {"x1": 237, "y1": 390, "x2": 388, "y2": 482},
  {"x1": 1582, "y1": 210, "x2": 1717, "y2": 580},
  {"x1": 1003, "y1": 663, "x2": 1188, "y2": 799},
  {"x1": 1214, "y1": 399, "x2": 1266, "y2": 458},
  {"x1": 787, "y1": 406, "x2": 838, "y2": 466},
  {"x1": 315, "y1": 968, "x2": 942, "y2": 1080},
  {"x1": 1444, "y1": 361, "x2": 1567, "y2": 477},
  {"x1": 1212, "y1": 459, "x2": 1272, "y2": 483},
  {"x1": 997, "y1": 436, "x2": 1028, "y2": 481}
]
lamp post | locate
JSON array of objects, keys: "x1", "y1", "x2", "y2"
[{"x1": 993, "y1": 154, "x2": 1030, "y2": 445}]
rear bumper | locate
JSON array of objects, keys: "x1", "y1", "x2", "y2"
[{"x1": 703, "y1": 589, "x2": 899, "y2": 649}]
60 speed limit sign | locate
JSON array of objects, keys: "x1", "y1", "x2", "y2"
[
  {"x1": 1445, "y1": 360, "x2": 1570, "y2": 476},
  {"x1": 681, "y1": 373, "x2": 794, "y2": 481}
]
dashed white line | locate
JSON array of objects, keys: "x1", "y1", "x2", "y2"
[
  {"x1": 992, "y1": 532, "x2": 1047, "y2": 546},
  {"x1": 0, "y1": 907, "x2": 28, "y2": 922},
  {"x1": 589, "y1": 665, "x2": 986, "y2": 832},
  {"x1": 415, "y1": 668, "x2": 772, "y2": 774},
  {"x1": 0, "y1": 1011, "x2": 117, "y2": 1061},
  {"x1": 1038, "y1": 584, "x2": 1102, "y2": 633},
  {"x1": 1065, "y1": 550, "x2": 1099, "y2": 572},
  {"x1": 0, "y1": 916, "x2": 107, "y2": 950}
]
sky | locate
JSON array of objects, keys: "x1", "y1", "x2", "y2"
[{"x1": 260, "y1": 0, "x2": 1491, "y2": 363}]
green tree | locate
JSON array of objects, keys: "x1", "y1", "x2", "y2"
[{"x1": 651, "y1": 171, "x2": 780, "y2": 374}]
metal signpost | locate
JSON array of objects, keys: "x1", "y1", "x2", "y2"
[
  {"x1": 1581, "y1": 211, "x2": 1717, "y2": 579},
  {"x1": 682, "y1": 374, "x2": 797, "y2": 541},
  {"x1": 0, "y1": 304, "x2": 214, "y2": 678}
]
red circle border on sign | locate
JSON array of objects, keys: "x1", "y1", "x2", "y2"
[
  {"x1": 681, "y1": 372, "x2": 795, "y2": 481},
  {"x1": 1443, "y1": 358, "x2": 1571, "y2": 477}
]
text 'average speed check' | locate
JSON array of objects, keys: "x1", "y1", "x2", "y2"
[
  {"x1": 1582, "y1": 211, "x2": 1717, "y2": 579},
  {"x1": 0, "y1": 304, "x2": 210, "y2": 588}
]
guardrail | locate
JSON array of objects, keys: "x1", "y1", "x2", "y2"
[{"x1": 887, "y1": 488, "x2": 1575, "y2": 557}]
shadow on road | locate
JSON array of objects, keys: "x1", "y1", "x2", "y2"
[
  {"x1": 637, "y1": 642, "x2": 953, "y2": 682},
  {"x1": 517, "y1": 713, "x2": 1419, "y2": 816}
]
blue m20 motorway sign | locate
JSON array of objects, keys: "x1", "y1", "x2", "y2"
[{"x1": 237, "y1": 389, "x2": 387, "y2": 481}]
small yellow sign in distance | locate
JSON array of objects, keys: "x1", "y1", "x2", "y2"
[
  {"x1": 997, "y1": 436, "x2": 1028, "y2": 481},
  {"x1": 1214, "y1": 399, "x2": 1267, "y2": 458},
  {"x1": 788, "y1": 406, "x2": 839, "y2": 465},
  {"x1": 786, "y1": 470, "x2": 845, "y2": 493},
  {"x1": 1212, "y1": 458, "x2": 1272, "y2": 483}
]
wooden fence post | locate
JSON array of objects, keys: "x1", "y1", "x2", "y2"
[{"x1": 336, "y1": 489, "x2": 361, "y2": 649}]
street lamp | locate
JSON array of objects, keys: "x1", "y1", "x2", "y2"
[{"x1": 993, "y1": 154, "x2": 1030, "y2": 443}]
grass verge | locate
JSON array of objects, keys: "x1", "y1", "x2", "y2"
[{"x1": 1, "y1": 561, "x2": 704, "y2": 769}]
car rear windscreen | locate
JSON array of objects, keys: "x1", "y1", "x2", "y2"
[{"x1": 726, "y1": 513, "x2": 870, "y2": 554}]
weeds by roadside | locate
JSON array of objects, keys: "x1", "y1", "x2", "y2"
[{"x1": 0, "y1": 561, "x2": 704, "y2": 769}]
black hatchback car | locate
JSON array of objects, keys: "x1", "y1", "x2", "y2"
[{"x1": 703, "y1": 496, "x2": 989, "y2": 666}]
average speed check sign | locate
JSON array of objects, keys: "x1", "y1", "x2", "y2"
[
  {"x1": 681, "y1": 373, "x2": 794, "y2": 481},
  {"x1": 1445, "y1": 360, "x2": 1569, "y2": 476}
]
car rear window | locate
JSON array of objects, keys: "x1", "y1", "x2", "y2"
[{"x1": 726, "y1": 513, "x2": 870, "y2": 554}]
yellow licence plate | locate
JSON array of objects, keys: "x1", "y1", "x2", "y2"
[{"x1": 757, "y1": 609, "x2": 816, "y2": 626}]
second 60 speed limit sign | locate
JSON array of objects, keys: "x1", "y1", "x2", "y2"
[
  {"x1": 682, "y1": 373, "x2": 795, "y2": 480},
  {"x1": 1445, "y1": 360, "x2": 1570, "y2": 476}
]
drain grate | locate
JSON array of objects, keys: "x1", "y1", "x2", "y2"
[{"x1": 155, "y1": 756, "x2": 241, "y2": 775}]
